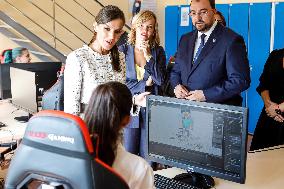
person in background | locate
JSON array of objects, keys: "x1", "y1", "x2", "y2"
[
  {"x1": 119, "y1": 10, "x2": 166, "y2": 158},
  {"x1": 64, "y1": 5, "x2": 148, "y2": 116},
  {"x1": 1, "y1": 49, "x2": 12, "y2": 63},
  {"x1": 214, "y1": 10, "x2": 226, "y2": 26},
  {"x1": 170, "y1": 0, "x2": 250, "y2": 106},
  {"x1": 250, "y1": 49, "x2": 284, "y2": 151},
  {"x1": 84, "y1": 81, "x2": 154, "y2": 189},
  {"x1": 1, "y1": 47, "x2": 31, "y2": 63},
  {"x1": 132, "y1": 0, "x2": 142, "y2": 17}
]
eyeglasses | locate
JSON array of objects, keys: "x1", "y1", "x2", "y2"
[{"x1": 189, "y1": 9, "x2": 212, "y2": 17}]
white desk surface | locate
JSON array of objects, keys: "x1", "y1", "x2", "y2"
[
  {"x1": 0, "y1": 100, "x2": 27, "y2": 143},
  {"x1": 155, "y1": 146, "x2": 284, "y2": 189}
]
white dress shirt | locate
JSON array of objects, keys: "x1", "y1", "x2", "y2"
[
  {"x1": 193, "y1": 21, "x2": 218, "y2": 58},
  {"x1": 112, "y1": 143, "x2": 155, "y2": 189}
]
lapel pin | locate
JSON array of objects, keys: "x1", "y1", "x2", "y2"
[{"x1": 213, "y1": 38, "x2": 216, "y2": 43}]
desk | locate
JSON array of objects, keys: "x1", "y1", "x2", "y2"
[
  {"x1": 0, "y1": 100, "x2": 27, "y2": 179},
  {"x1": 0, "y1": 100, "x2": 27, "y2": 143},
  {"x1": 155, "y1": 146, "x2": 284, "y2": 189}
]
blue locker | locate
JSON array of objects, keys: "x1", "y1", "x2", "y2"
[
  {"x1": 229, "y1": 3, "x2": 249, "y2": 46},
  {"x1": 274, "y1": 2, "x2": 284, "y2": 50},
  {"x1": 165, "y1": 6, "x2": 179, "y2": 61},
  {"x1": 215, "y1": 4, "x2": 229, "y2": 26},
  {"x1": 178, "y1": 5, "x2": 193, "y2": 44},
  {"x1": 229, "y1": 3, "x2": 249, "y2": 107},
  {"x1": 248, "y1": 3, "x2": 271, "y2": 134}
]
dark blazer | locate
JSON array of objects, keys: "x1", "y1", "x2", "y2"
[
  {"x1": 250, "y1": 49, "x2": 284, "y2": 151},
  {"x1": 119, "y1": 44, "x2": 166, "y2": 128},
  {"x1": 256, "y1": 49, "x2": 284, "y2": 104},
  {"x1": 170, "y1": 23, "x2": 251, "y2": 105}
]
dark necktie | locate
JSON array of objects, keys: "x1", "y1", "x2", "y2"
[{"x1": 193, "y1": 34, "x2": 206, "y2": 63}]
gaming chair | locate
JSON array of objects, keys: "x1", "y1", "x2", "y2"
[{"x1": 5, "y1": 110, "x2": 129, "y2": 189}]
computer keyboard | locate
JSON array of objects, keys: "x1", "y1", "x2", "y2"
[{"x1": 154, "y1": 174, "x2": 201, "y2": 189}]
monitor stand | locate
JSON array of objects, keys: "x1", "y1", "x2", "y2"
[
  {"x1": 173, "y1": 172, "x2": 215, "y2": 189},
  {"x1": 14, "y1": 113, "x2": 33, "y2": 123}
]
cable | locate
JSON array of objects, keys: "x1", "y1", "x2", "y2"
[{"x1": 248, "y1": 145, "x2": 284, "y2": 153}]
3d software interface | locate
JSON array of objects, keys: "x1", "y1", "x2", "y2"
[{"x1": 148, "y1": 100, "x2": 244, "y2": 175}]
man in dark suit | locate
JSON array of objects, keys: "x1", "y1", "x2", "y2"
[{"x1": 170, "y1": 0, "x2": 250, "y2": 106}]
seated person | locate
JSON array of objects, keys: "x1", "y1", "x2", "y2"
[
  {"x1": 1, "y1": 48, "x2": 12, "y2": 63},
  {"x1": 12, "y1": 47, "x2": 31, "y2": 63},
  {"x1": 2, "y1": 47, "x2": 31, "y2": 63},
  {"x1": 84, "y1": 81, "x2": 154, "y2": 189}
]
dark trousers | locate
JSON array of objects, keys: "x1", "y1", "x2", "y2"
[{"x1": 123, "y1": 109, "x2": 147, "y2": 158}]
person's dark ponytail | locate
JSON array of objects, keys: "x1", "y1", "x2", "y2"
[
  {"x1": 111, "y1": 45, "x2": 121, "y2": 72},
  {"x1": 84, "y1": 82, "x2": 132, "y2": 166}
]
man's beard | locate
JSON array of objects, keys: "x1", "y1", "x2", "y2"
[{"x1": 194, "y1": 21, "x2": 211, "y2": 32}]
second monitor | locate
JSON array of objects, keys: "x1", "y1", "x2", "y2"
[{"x1": 146, "y1": 95, "x2": 248, "y2": 187}]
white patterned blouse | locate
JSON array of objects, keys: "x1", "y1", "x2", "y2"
[{"x1": 64, "y1": 45, "x2": 126, "y2": 116}]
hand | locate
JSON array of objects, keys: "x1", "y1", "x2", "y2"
[
  {"x1": 146, "y1": 76, "x2": 153, "y2": 86},
  {"x1": 185, "y1": 90, "x2": 206, "y2": 102},
  {"x1": 134, "y1": 92, "x2": 150, "y2": 107},
  {"x1": 265, "y1": 102, "x2": 279, "y2": 118},
  {"x1": 274, "y1": 114, "x2": 284, "y2": 123},
  {"x1": 174, "y1": 84, "x2": 189, "y2": 99},
  {"x1": 138, "y1": 40, "x2": 152, "y2": 61}
]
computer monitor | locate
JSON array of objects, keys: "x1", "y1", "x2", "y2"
[
  {"x1": 10, "y1": 65, "x2": 60, "y2": 122},
  {"x1": 146, "y1": 95, "x2": 248, "y2": 186},
  {"x1": 0, "y1": 62, "x2": 61, "y2": 99},
  {"x1": 10, "y1": 68, "x2": 37, "y2": 122}
]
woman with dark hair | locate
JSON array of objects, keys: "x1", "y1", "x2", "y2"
[
  {"x1": 119, "y1": 10, "x2": 166, "y2": 158},
  {"x1": 64, "y1": 5, "x2": 147, "y2": 116},
  {"x1": 84, "y1": 81, "x2": 154, "y2": 189},
  {"x1": 250, "y1": 49, "x2": 284, "y2": 151}
]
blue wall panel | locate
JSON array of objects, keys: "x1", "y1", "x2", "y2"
[
  {"x1": 178, "y1": 5, "x2": 193, "y2": 45},
  {"x1": 165, "y1": 6, "x2": 179, "y2": 61},
  {"x1": 274, "y1": 2, "x2": 284, "y2": 50},
  {"x1": 229, "y1": 3, "x2": 249, "y2": 107},
  {"x1": 248, "y1": 3, "x2": 271, "y2": 134},
  {"x1": 229, "y1": 3, "x2": 249, "y2": 46},
  {"x1": 215, "y1": 4, "x2": 229, "y2": 26}
]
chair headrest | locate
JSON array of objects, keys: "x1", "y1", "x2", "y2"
[{"x1": 23, "y1": 110, "x2": 94, "y2": 154}]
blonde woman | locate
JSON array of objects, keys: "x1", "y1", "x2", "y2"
[{"x1": 119, "y1": 10, "x2": 166, "y2": 158}]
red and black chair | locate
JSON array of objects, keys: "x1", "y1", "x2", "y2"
[{"x1": 5, "y1": 110, "x2": 129, "y2": 189}]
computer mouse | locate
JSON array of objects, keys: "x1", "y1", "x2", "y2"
[
  {"x1": 174, "y1": 173, "x2": 215, "y2": 189},
  {"x1": 198, "y1": 174, "x2": 215, "y2": 189}
]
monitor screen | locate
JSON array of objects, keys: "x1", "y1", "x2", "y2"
[
  {"x1": 146, "y1": 95, "x2": 248, "y2": 184},
  {"x1": 0, "y1": 62, "x2": 61, "y2": 99},
  {"x1": 10, "y1": 67, "x2": 37, "y2": 114}
]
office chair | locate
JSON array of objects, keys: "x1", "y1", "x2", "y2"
[{"x1": 5, "y1": 110, "x2": 129, "y2": 189}]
